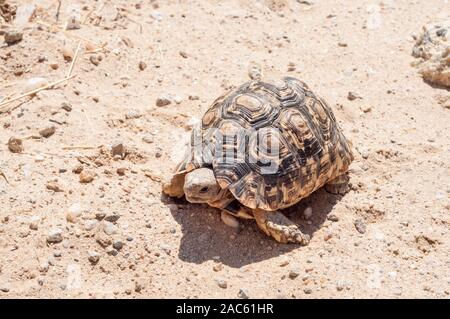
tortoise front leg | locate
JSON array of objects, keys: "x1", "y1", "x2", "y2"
[{"x1": 253, "y1": 210, "x2": 310, "y2": 245}]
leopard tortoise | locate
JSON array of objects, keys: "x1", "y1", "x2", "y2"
[{"x1": 163, "y1": 75, "x2": 354, "y2": 244}]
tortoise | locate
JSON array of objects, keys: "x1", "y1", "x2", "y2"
[{"x1": 163, "y1": 76, "x2": 354, "y2": 244}]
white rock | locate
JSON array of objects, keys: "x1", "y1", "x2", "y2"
[
  {"x1": 220, "y1": 211, "x2": 240, "y2": 229},
  {"x1": 303, "y1": 206, "x2": 313, "y2": 219},
  {"x1": 103, "y1": 221, "x2": 118, "y2": 235},
  {"x1": 23, "y1": 77, "x2": 49, "y2": 93},
  {"x1": 47, "y1": 228, "x2": 63, "y2": 243},
  {"x1": 14, "y1": 4, "x2": 36, "y2": 26},
  {"x1": 66, "y1": 203, "x2": 82, "y2": 223}
]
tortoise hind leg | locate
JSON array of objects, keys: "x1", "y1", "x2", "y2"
[
  {"x1": 253, "y1": 210, "x2": 310, "y2": 245},
  {"x1": 325, "y1": 173, "x2": 350, "y2": 195}
]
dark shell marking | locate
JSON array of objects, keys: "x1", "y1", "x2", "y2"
[{"x1": 180, "y1": 77, "x2": 354, "y2": 211}]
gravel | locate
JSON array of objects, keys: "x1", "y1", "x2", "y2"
[
  {"x1": 216, "y1": 279, "x2": 228, "y2": 289},
  {"x1": 156, "y1": 94, "x2": 172, "y2": 107}
]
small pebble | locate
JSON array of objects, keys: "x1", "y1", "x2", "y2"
[
  {"x1": 62, "y1": 46, "x2": 74, "y2": 62},
  {"x1": 47, "y1": 228, "x2": 63, "y2": 243},
  {"x1": 103, "y1": 221, "x2": 119, "y2": 235},
  {"x1": 220, "y1": 211, "x2": 240, "y2": 229},
  {"x1": 104, "y1": 212, "x2": 120, "y2": 223},
  {"x1": 303, "y1": 206, "x2": 313, "y2": 219},
  {"x1": 46, "y1": 181, "x2": 63, "y2": 192},
  {"x1": 66, "y1": 203, "x2": 82, "y2": 223},
  {"x1": 72, "y1": 165, "x2": 83, "y2": 174},
  {"x1": 138, "y1": 61, "x2": 147, "y2": 71},
  {"x1": 156, "y1": 94, "x2": 172, "y2": 107},
  {"x1": 61, "y1": 102, "x2": 72, "y2": 112},
  {"x1": 347, "y1": 91, "x2": 361, "y2": 101},
  {"x1": 354, "y1": 219, "x2": 367, "y2": 234},
  {"x1": 39, "y1": 126, "x2": 56, "y2": 138},
  {"x1": 216, "y1": 279, "x2": 227, "y2": 289},
  {"x1": 113, "y1": 240, "x2": 123, "y2": 250},
  {"x1": 238, "y1": 288, "x2": 250, "y2": 299},
  {"x1": 79, "y1": 170, "x2": 95, "y2": 183},
  {"x1": 8, "y1": 137, "x2": 23, "y2": 153},
  {"x1": 289, "y1": 268, "x2": 300, "y2": 279},
  {"x1": 111, "y1": 142, "x2": 126, "y2": 159},
  {"x1": 88, "y1": 251, "x2": 100, "y2": 265},
  {"x1": 142, "y1": 135, "x2": 154, "y2": 144},
  {"x1": 84, "y1": 220, "x2": 98, "y2": 231},
  {"x1": 4, "y1": 29, "x2": 23, "y2": 44}
]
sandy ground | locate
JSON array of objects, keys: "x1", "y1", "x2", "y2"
[{"x1": 0, "y1": 0, "x2": 449, "y2": 299}]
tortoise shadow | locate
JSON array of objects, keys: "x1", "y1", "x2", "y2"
[{"x1": 163, "y1": 187, "x2": 341, "y2": 268}]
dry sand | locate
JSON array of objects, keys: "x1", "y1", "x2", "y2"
[{"x1": 0, "y1": 0, "x2": 449, "y2": 298}]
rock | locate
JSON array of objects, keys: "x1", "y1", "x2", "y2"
[
  {"x1": 216, "y1": 279, "x2": 227, "y2": 289},
  {"x1": 289, "y1": 267, "x2": 300, "y2": 279},
  {"x1": 142, "y1": 135, "x2": 154, "y2": 144},
  {"x1": 46, "y1": 181, "x2": 64, "y2": 192},
  {"x1": 327, "y1": 214, "x2": 339, "y2": 222},
  {"x1": 361, "y1": 105, "x2": 372, "y2": 113},
  {"x1": 238, "y1": 288, "x2": 250, "y2": 299},
  {"x1": 62, "y1": 46, "x2": 74, "y2": 62},
  {"x1": 213, "y1": 263, "x2": 223, "y2": 272},
  {"x1": 103, "y1": 221, "x2": 118, "y2": 235},
  {"x1": 66, "y1": 203, "x2": 82, "y2": 223},
  {"x1": 65, "y1": 13, "x2": 81, "y2": 30},
  {"x1": 96, "y1": 233, "x2": 112, "y2": 248},
  {"x1": 125, "y1": 109, "x2": 142, "y2": 119},
  {"x1": 134, "y1": 281, "x2": 144, "y2": 292},
  {"x1": 79, "y1": 170, "x2": 95, "y2": 183},
  {"x1": 24, "y1": 77, "x2": 49, "y2": 93},
  {"x1": 189, "y1": 95, "x2": 200, "y2": 101},
  {"x1": 50, "y1": 63, "x2": 59, "y2": 70},
  {"x1": 303, "y1": 287, "x2": 313, "y2": 294},
  {"x1": 338, "y1": 42, "x2": 348, "y2": 47},
  {"x1": 116, "y1": 167, "x2": 126, "y2": 176},
  {"x1": 39, "y1": 262, "x2": 49, "y2": 273},
  {"x1": 156, "y1": 94, "x2": 172, "y2": 107},
  {"x1": 4, "y1": 29, "x2": 23, "y2": 44},
  {"x1": 14, "y1": 4, "x2": 36, "y2": 26},
  {"x1": 159, "y1": 243, "x2": 171, "y2": 255},
  {"x1": 354, "y1": 219, "x2": 367, "y2": 234},
  {"x1": 104, "y1": 212, "x2": 120, "y2": 223},
  {"x1": 88, "y1": 251, "x2": 100, "y2": 264},
  {"x1": 84, "y1": 220, "x2": 98, "y2": 231},
  {"x1": 89, "y1": 55, "x2": 101, "y2": 66},
  {"x1": 0, "y1": 284, "x2": 10, "y2": 293},
  {"x1": 336, "y1": 280, "x2": 351, "y2": 291},
  {"x1": 113, "y1": 240, "x2": 123, "y2": 250},
  {"x1": 47, "y1": 228, "x2": 63, "y2": 243},
  {"x1": 111, "y1": 142, "x2": 126, "y2": 159},
  {"x1": 61, "y1": 102, "x2": 72, "y2": 112},
  {"x1": 173, "y1": 95, "x2": 183, "y2": 104},
  {"x1": 39, "y1": 126, "x2": 56, "y2": 138},
  {"x1": 248, "y1": 61, "x2": 262, "y2": 80},
  {"x1": 138, "y1": 61, "x2": 147, "y2": 71},
  {"x1": 347, "y1": 91, "x2": 361, "y2": 101},
  {"x1": 179, "y1": 51, "x2": 188, "y2": 58},
  {"x1": 95, "y1": 212, "x2": 106, "y2": 220},
  {"x1": 106, "y1": 248, "x2": 119, "y2": 256},
  {"x1": 8, "y1": 137, "x2": 23, "y2": 153},
  {"x1": 72, "y1": 165, "x2": 83, "y2": 174},
  {"x1": 411, "y1": 19, "x2": 450, "y2": 87},
  {"x1": 220, "y1": 211, "x2": 240, "y2": 229},
  {"x1": 303, "y1": 206, "x2": 313, "y2": 219}
]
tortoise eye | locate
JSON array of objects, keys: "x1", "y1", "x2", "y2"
[{"x1": 199, "y1": 187, "x2": 209, "y2": 193}]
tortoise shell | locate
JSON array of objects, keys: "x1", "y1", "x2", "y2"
[{"x1": 180, "y1": 77, "x2": 354, "y2": 211}]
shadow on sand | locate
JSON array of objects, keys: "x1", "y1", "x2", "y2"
[{"x1": 162, "y1": 188, "x2": 342, "y2": 268}]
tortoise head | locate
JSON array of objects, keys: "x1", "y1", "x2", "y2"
[{"x1": 184, "y1": 168, "x2": 222, "y2": 203}]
